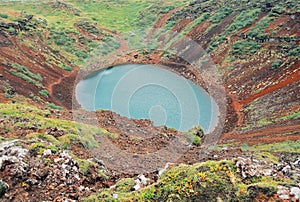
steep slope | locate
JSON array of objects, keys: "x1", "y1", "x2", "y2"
[
  {"x1": 150, "y1": 0, "x2": 300, "y2": 144},
  {"x1": 0, "y1": 0, "x2": 299, "y2": 201}
]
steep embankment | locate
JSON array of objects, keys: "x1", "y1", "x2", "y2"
[
  {"x1": 149, "y1": 0, "x2": 300, "y2": 144},
  {"x1": 0, "y1": 0, "x2": 299, "y2": 201}
]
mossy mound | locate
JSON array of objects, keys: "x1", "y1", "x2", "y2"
[{"x1": 83, "y1": 159, "x2": 292, "y2": 201}]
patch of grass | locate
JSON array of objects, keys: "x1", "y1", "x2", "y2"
[
  {"x1": 28, "y1": 142, "x2": 59, "y2": 154},
  {"x1": 241, "y1": 140, "x2": 300, "y2": 153},
  {"x1": 254, "y1": 152, "x2": 279, "y2": 164},
  {"x1": 58, "y1": 134, "x2": 79, "y2": 149},
  {"x1": 225, "y1": 9, "x2": 261, "y2": 34},
  {"x1": 71, "y1": 0, "x2": 153, "y2": 33},
  {"x1": 9, "y1": 63, "x2": 43, "y2": 87},
  {"x1": 181, "y1": 13, "x2": 210, "y2": 35},
  {"x1": 58, "y1": 63, "x2": 72, "y2": 71},
  {"x1": 0, "y1": 13, "x2": 8, "y2": 18},
  {"x1": 271, "y1": 59, "x2": 282, "y2": 70},
  {"x1": 230, "y1": 40, "x2": 261, "y2": 57},
  {"x1": 0, "y1": 103, "x2": 105, "y2": 149},
  {"x1": 39, "y1": 89, "x2": 49, "y2": 97},
  {"x1": 9, "y1": 70, "x2": 43, "y2": 87},
  {"x1": 85, "y1": 159, "x2": 293, "y2": 201},
  {"x1": 247, "y1": 15, "x2": 273, "y2": 39},
  {"x1": 89, "y1": 36, "x2": 120, "y2": 57},
  {"x1": 277, "y1": 112, "x2": 300, "y2": 121},
  {"x1": 209, "y1": 7, "x2": 233, "y2": 24},
  {"x1": 115, "y1": 178, "x2": 135, "y2": 192},
  {"x1": 27, "y1": 133, "x2": 61, "y2": 147},
  {"x1": 47, "y1": 102, "x2": 64, "y2": 110},
  {"x1": 288, "y1": 45, "x2": 300, "y2": 56}
]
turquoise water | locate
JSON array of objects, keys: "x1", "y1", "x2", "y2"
[{"x1": 76, "y1": 64, "x2": 219, "y2": 132}]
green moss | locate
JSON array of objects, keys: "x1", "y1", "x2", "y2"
[
  {"x1": 115, "y1": 178, "x2": 135, "y2": 192},
  {"x1": 27, "y1": 132, "x2": 61, "y2": 145},
  {"x1": 83, "y1": 157, "x2": 299, "y2": 201},
  {"x1": 28, "y1": 142, "x2": 59, "y2": 153},
  {"x1": 58, "y1": 134, "x2": 79, "y2": 149},
  {"x1": 0, "y1": 103, "x2": 111, "y2": 150},
  {"x1": 241, "y1": 140, "x2": 300, "y2": 153},
  {"x1": 253, "y1": 152, "x2": 279, "y2": 164},
  {"x1": 71, "y1": 156, "x2": 94, "y2": 175}
]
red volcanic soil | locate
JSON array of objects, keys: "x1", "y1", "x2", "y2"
[
  {"x1": 240, "y1": 61, "x2": 300, "y2": 105},
  {"x1": 0, "y1": 9, "x2": 299, "y2": 151},
  {"x1": 0, "y1": 33, "x2": 77, "y2": 109},
  {"x1": 221, "y1": 124, "x2": 300, "y2": 145}
]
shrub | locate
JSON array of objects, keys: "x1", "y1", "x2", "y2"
[
  {"x1": 288, "y1": 45, "x2": 300, "y2": 56},
  {"x1": 0, "y1": 13, "x2": 8, "y2": 19},
  {"x1": 11, "y1": 63, "x2": 43, "y2": 81},
  {"x1": 51, "y1": 31, "x2": 74, "y2": 46},
  {"x1": 39, "y1": 89, "x2": 49, "y2": 97},
  {"x1": 58, "y1": 64, "x2": 72, "y2": 71},
  {"x1": 209, "y1": 7, "x2": 233, "y2": 23},
  {"x1": 48, "y1": 103, "x2": 64, "y2": 110},
  {"x1": 159, "y1": 5, "x2": 175, "y2": 14},
  {"x1": 230, "y1": 40, "x2": 261, "y2": 56},
  {"x1": 165, "y1": 19, "x2": 177, "y2": 30},
  {"x1": 247, "y1": 16, "x2": 273, "y2": 39},
  {"x1": 184, "y1": 125, "x2": 204, "y2": 146},
  {"x1": 9, "y1": 70, "x2": 42, "y2": 87},
  {"x1": 192, "y1": 136, "x2": 202, "y2": 146},
  {"x1": 225, "y1": 9, "x2": 261, "y2": 34},
  {"x1": 271, "y1": 59, "x2": 282, "y2": 69}
]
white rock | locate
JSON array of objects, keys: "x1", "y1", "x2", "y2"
[
  {"x1": 10, "y1": 147, "x2": 28, "y2": 157},
  {"x1": 62, "y1": 163, "x2": 67, "y2": 169},
  {"x1": 0, "y1": 140, "x2": 18, "y2": 151},
  {"x1": 133, "y1": 183, "x2": 141, "y2": 191},
  {"x1": 79, "y1": 185, "x2": 85, "y2": 191},
  {"x1": 60, "y1": 151, "x2": 71, "y2": 159},
  {"x1": 138, "y1": 174, "x2": 148, "y2": 185},
  {"x1": 110, "y1": 185, "x2": 116, "y2": 190},
  {"x1": 277, "y1": 185, "x2": 290, "y2": 200},
  {"x1": 279, "y1": 194, "x2": 290, "y2": 200},
  {"x1": 72, "y1": 166, "x2": 78, "y2": 172},
  {"x1": 159, "y1": 162, "x2": 175, "y2": 176},
  {"x1": 282, "y1": 165, "x2": 291, "y2": 173},
  {"x1": 43, "y1": 149, "x2": 52, "y2": 156},
  {"x1": 54, "y1": 158, "x2": 63, "y2": 163},
  {"x1": 290, "y1": 187, "x2": 300, "y2": 199}
]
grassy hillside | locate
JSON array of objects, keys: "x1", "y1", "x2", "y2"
[{"x1": 0, "y1": 0, "x2": 299, "y2": 201}]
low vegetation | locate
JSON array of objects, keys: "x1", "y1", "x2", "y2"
[
  {"x1": 83, "y1": 159, "x2": 295, "y2": 201},
  {"x1": 230, "y1": 40, "x2": 261, "y2": 57}
]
